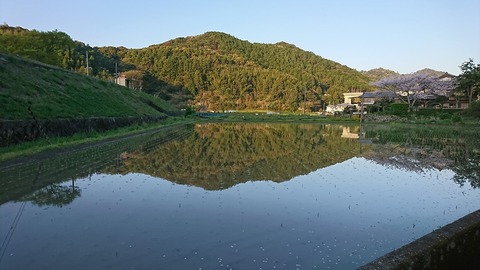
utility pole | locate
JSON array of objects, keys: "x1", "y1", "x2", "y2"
[
  {"x1": 86, "y1": 51, "x2": 89, "y2": 76},
  {"x1": 360, "y1": 91, "x2": 365, "y2": 123}
]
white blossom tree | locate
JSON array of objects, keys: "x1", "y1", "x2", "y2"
[{"x1": 373, "y1": 73, "x2": 455, "y2": 112}]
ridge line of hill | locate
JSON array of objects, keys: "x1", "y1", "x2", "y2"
[{"x1": 0, "y1": 25, "x2": 450, "y2": 114}]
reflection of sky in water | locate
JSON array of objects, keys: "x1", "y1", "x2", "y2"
[{"x1": 1, "y1": 157, "x2": 479, "y2": 270}]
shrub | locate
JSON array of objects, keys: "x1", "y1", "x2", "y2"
[
  {"x1": 184, "y1": 106, "x2": 195, "y2": 117},
  {"x1": 438, "y1": 112, "x2": 451, "y2": 120},
  {"x1": 416, "y1": 109, "x2": 438, "y2": 117},
  {"x1": 462, "y1": 101, "x2": 480, "y2": 118},
  {"x1": 451, "y1": 114, "x2": 462, "y2": 123},
  {"x1": 388, "y1": 103, "x2": 409, "y2": 116}
]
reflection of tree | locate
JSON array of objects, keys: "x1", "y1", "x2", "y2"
[
  {"x1": 362, "y1": 125, "x2": 480, "y2": 188},
  {"x1": 112, "y1": 123, "x2": 364, "y2": 190},
  {"x1": 452, "y1": 152, "x2": 480, "y2": 188},
  {"x1": 363, "y1": 145, "x2": 453, "y2": 173},
  {"x1": 0, "y1": 125, "x2": 191, "y2": 205},
  {"x1": 18, "y1": 179, "x2": 81, "y2": 207}
]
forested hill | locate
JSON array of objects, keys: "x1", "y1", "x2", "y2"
[
  {"x1": 361, "y1": 67, "x2": 449, "y2": 81},
  {"x1": 121, "y1": 32, "x2": 372, "y2": 111},
  {"x1": 0, "y1": 26, "x2": 372, "y2": 111},
  {"x1": 361, "y1": 68, "x2": 399, "y2": 81}
]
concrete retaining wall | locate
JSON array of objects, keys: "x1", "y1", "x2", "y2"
[
  {"x1": 359, "y1": 210, "x2": 480, "y2": 270},
  {"x1": 0, "y1": 116, "x2": 167, "y2": 147}
]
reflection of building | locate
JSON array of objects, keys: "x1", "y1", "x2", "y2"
[{"x1": 341, "y1": 126, "x2": 359, "y2": 139}]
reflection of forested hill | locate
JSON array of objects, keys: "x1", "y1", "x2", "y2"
[
  {"x1": 114, "y1": 123, "x2": 363, "y2": 190},
  {"x1": 3, "y1": 123, "x2": 479, "y2": 208}
]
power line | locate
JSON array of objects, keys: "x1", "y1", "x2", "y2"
[{"x1": 0, "y1": 201, "x2": 27, "y2": 265}]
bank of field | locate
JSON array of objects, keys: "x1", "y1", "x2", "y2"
[{"x1": 0, "y1": 52, "x2": 177, "y2": 120}]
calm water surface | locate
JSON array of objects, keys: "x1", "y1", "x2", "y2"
[{"x1": 0, "y1": 123, "x2": 479, "y2": 269}]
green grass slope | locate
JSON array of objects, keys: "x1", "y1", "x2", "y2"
[{"x1": 0, "y1": 53, "x2": 177, "y2": 120}]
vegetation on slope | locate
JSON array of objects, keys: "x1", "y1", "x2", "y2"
[
  {"x1": 122, "y1": 32, "x2": 372, "y2": 111},
  {"x1": 1, "y1": 25, "x2": 372, "y2": 112},
  {"x1": 0, "y1": 52, "x2": 177, "y2": 120}
]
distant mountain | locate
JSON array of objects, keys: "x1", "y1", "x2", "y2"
[
  {"x1": 362, "y1": 67, "x2": 451, "y2": 82},
  {"x1": 413, "y1": 68, "x2": 447, "y2": 77},
  {"x1": 0, "y1": 26, "x2": 372, "y2": 112},
  {"x1": 361, "y1": 68, "x2": 399, "y2": 81}
]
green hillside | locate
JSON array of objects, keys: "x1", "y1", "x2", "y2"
[
  {"x1": 121, "y1": 32, "x2": 372, "y2": 111},
  {"x1": 0, "y1": 52, "x2": 177, "y2": 120},
  {"x1": 0, "y1": 26, "x2": 372, "y2": 112}
]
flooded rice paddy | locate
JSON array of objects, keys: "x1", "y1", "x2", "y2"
[{"x1": 0, "y1": 123, "x2": 479, "y2": 269}]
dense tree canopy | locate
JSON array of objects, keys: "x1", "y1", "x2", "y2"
[
  {"x1": 456, "y1": 59, "x2": 480, "y2": 106},
  {"x1": 0, "y1": 25, "x2": 74, "y2": 68},
  {"x1": 119, "y1": 32, "x2": 372, "y2": 111}
]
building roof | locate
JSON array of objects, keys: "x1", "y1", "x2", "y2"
[{"x1": 362, "y1": 91, "x2": 397, "y2": 99}]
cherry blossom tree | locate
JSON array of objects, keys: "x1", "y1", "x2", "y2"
[{"x1": 373, "y1": 73, "x2": 455, "y2": 112}]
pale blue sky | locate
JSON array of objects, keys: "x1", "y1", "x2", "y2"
[{"x1": 1, "y1": 0, "x2": 479, "y2": 75}]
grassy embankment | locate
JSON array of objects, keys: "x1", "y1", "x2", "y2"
[
  {"x1": 0, "y1": 52, "x2": 177, "y2": 119},
  {"x1": 0, "y1": 52, "x2": 184, "y2": 160}
]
